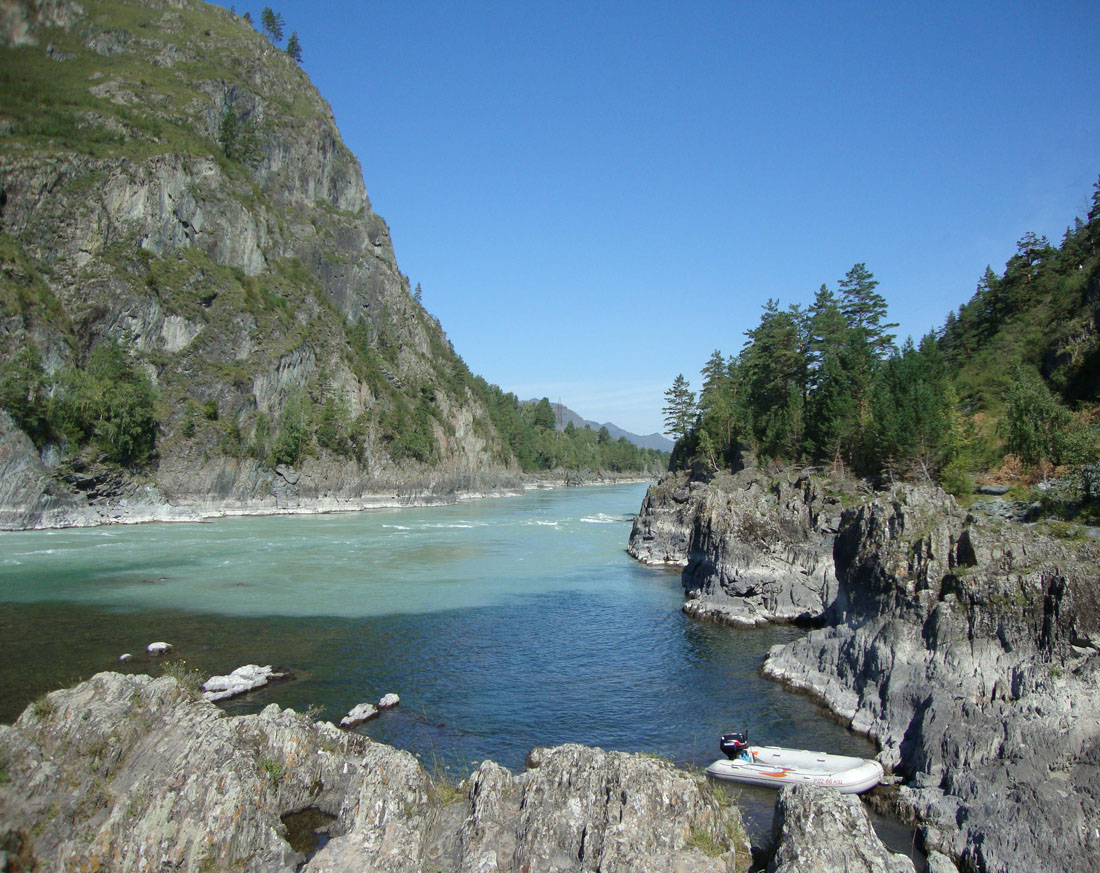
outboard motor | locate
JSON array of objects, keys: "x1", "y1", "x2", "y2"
[{"x1": 720, "y1": 731, "x2": 749, "y2": 759}]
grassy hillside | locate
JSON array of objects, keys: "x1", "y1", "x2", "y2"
[{"x1": 942, "y1": 199, "x2": 1100, "y2": 415}]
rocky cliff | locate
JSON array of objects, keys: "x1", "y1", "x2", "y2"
[
  {"x1": 631, "y1": 471, "x2": 1100, "y2": 872},
  {"x1": 763, "y1": 484, "x2": 1100, "y2": 873},
  {"x1": 0, "y1": 0, "x2": 540, "y2": 528},
  {"x1": 628, "y1": 469, "x2": 860, "y2": 625},
  {"x1": 0, "y1": 671, "x2": 752, "y2": 872}
]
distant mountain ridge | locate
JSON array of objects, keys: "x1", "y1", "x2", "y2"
[{"x1": 522, "y1": 400, "x2": 674, "y2": 452}]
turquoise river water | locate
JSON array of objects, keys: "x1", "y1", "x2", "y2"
[{"x1": 0, "y1": 481, "x2": 916, "y2": 853}]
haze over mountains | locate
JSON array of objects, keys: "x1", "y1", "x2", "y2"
[{"x1": 526, "y1": 401, "x2": 674, "y2": 453}]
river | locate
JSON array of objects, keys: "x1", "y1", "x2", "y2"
[{"x1": 0, "y1": 481, "x2": 915, "y2": 853}]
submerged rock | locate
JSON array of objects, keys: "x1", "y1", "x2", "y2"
[
  {"x1": 769, "y1": 784, "x2": 916, "y2": 873},
  {"x1": 201, "y1": 664, "x2": 287, "y2": 701},
  {"x1": 0, "y1": 672, "x2": 750, "y2": 873}
]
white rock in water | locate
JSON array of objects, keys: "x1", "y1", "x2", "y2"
[
  {"x1": 119, "y1": 653, "x2": 133, "y2": 662},
  {"x1": 201, "y1": 664, "x2": 285, "y2": 702},
  {"x1": 147, "y1": 642, "x2": 172, "y2": 655},
  {"x1": 340, "y1": 703, "x2": 379, "y2": 728},
  {"x1": 377, "y1": 693, "x2": 400, "y2": 709}
]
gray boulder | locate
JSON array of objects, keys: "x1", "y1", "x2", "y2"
[
  {"x1": 202, "y1": 664, "x2": 287, "y2": 701},
  {"x1": 630, "y1": 469, "x2": 859, "y2": 625},
  {"x1": 339, "y1": 702, "x2": 379, "y2": 727},
  {"x1": 768, "y1": 784, "x2": 916, "y2": 873},
  {"x1": 627, "y1": 472, "x2": 703, "y2": 565}
]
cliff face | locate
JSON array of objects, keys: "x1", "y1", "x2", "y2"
[
  {"x1": 628, "y1": 469, "x2": 857, "y2": 625},
  {"x1": 0, "y1": 671, "x2": 751, "y2": 873},
  {"x1": 762, "y1": 485, "x2": 1100, "y2": 873},
  {"x1": 0, "y1": 0, "x2": 515, "y2": 527}
]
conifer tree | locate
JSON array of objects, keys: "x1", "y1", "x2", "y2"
[
  {"x1": 261, "y1": 7, "x2": 285, "y2": 44},
  {"x1": 285, "y1": 31, "x2": 302, "y2": 62},
  {"x1": 1000, "y1": 366, "x2": 1076, "y2": 477},
  {"x1": 806, "y1": 285, "x2": 846, "y2": 386},
  {"x1": 740, "y1": 300, "x2": 807, "y2": 460},
  {"x1": 662, "y1": 374, "x2": 697, "y2": 442},
  {"x1": 838, "y1": 263, "x2": 896, "y2": 357}
]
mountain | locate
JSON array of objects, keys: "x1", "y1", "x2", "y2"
[
  {"x1": 0, "y1": 0, "x2": 669, "y2": 528},
  {"x1": 532, "y1": 401, "x2": 674, "y2": 452}
]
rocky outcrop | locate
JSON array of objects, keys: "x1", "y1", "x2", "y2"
[
  {"x1": 768, "y1": 785, "x2": 916, "y2": 873},
  {"x1": 0, "y1": 672, "x2": 750, "y2": 873},
  {"x1": 627, "y1": 471, "x2": 705, "y2": 565},
  {"x1": 763, "y1": 484, "x2": 1100, "y2": 873},
  {"x1": 0, "y1": 410, "x2": 88, "y2": 529},
  {"x1": 629, "y1": 469, "x2": 858, "y2": 625},
  {"x1": 680, "y1": 469, "x2": 849, "y2": 625}
]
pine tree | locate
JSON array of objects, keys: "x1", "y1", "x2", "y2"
[
  {"x1": 532, "y1": 397, "x2": 556, "y2": 430},
  {"x1": 740, "y1": 300, "x2": 807, "y2": 460},
  {"x1": 285, "y1": 31, "x2": 302, "y2": 62},
  {"x1": 261, "y1": 7, "x2": 285, "y2": 44},
  {"x1": 662, "y1": 374, "x2": 697, "y2": 442},
  {"x1": 838, "y1": 263, "x2": 896, "y2": 357},
  {"x1": 698, "y1": 350, "x2": 728, "y2": 415},
  {"x1": 695, "y1": 350, "x2": 739, "y2": 469},
  {"x1": 807, "y1": 285, "x2": 847, "y2": 386}
]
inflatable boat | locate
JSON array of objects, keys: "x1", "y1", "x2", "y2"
[{"x1": 705, "y1": 732, "x2": 883, "y2": 794}]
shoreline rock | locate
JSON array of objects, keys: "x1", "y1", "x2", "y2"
[
  {"x1": 0, "y1": 672, "x2": 749, "y2": 873},
  {"x1": 630, "y1": 469, "x2": 864, "y2": 625},
  {"x1": 768, "y1": 784, "x2": 916, "y2": 873},
  {"x1": 0, "y1": 460, "x2": 655, "y2": 532},
  {"x1": 761, "y1": 484, "x2": 1100, "y2": 873},
  {"x1": 632, "y1": 470, "x2": 1100, "y2": 872}
]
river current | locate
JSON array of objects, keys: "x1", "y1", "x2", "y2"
[{"x1": 0, "y1": 482, "x2": 912, "y2": 849}]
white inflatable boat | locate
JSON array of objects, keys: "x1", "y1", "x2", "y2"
[{"x1": 705, "y1": 732, "x2": 883, "y2": 795}]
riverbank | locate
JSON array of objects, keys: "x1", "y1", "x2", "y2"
[
  {"x1": 0, "y1": 448, "x2": 655, "y2": 531},
  {"x1": 630, "y1": 469, "x2": 1100, "y2": 873},
  {"x1": 0, "y1": 670, "x2": 929, "y2": 873}
]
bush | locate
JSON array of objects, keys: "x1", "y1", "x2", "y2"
[{"x1": 938, "y1": 458, "x2": 974, "y2": 498}]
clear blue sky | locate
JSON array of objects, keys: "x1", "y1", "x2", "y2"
[{"x1": 227, "y1": 1, "x2": 1099, "y2": 436}]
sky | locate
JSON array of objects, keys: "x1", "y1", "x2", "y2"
[{"x1": 226, "y1": 1, "x2": 1099, "y2": 436}]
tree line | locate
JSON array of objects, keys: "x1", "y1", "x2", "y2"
[
  {"x1": 663, "y1": 176, "x2": 1100, "y2": 489},
  {"x1": 235, "y1": 6, "x2": 302, "y2": 62}
]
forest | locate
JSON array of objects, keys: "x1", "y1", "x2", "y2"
[{"x1": 663, "y1": 176, "x2": 1100, "y2": 501}]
